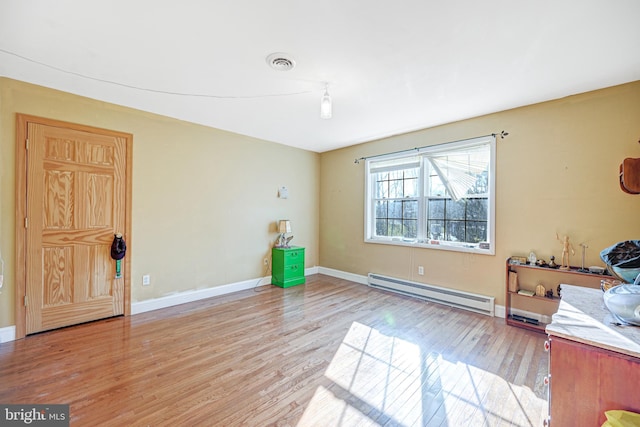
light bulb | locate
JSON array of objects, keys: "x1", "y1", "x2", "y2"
[{"x1": 320, "y1": 86, "x2": 332, "y2": 119}]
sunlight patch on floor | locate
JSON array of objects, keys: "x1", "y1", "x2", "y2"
[
  {"x1": 297, "y1": 386, "x2": 381, "y2": 427},
  {"x1": 298, "y1": 322, "x2": 547, "y2": 426}
]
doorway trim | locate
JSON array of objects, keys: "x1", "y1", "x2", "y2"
[{"x1": 15, "y1": 114, "x2": 133, "y2": 339}]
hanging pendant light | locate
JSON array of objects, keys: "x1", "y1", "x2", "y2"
[{"x1": 320, "y1": 84, "x2": 332, "y2": 119}]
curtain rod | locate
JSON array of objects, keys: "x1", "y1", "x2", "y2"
[{"x1": 353, "y1": 130, "x2": 509, "y2": 164}]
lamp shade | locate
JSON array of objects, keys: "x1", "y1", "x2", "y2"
[{"x1": 278, "y1": 220, "x2": 292, "y2": 233}]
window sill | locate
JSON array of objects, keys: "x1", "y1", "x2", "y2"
[{"x1": 364, "y1": 238, "x2": 495, "y2": 255}]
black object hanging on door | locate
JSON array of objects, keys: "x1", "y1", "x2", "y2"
[{"x1": 111, "y1": 233, "x2": 126, "y2": 278}]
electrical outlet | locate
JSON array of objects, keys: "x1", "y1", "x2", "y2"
[
  {"x1": 418, "y1": 266, "x2": 424, "y2": 275},
  {"x1": 142, "y1": 275, "x2": 150, "y2": 286}
]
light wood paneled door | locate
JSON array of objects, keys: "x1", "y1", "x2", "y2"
[{"x1": 16, "y1": 115, "x2": 132, "y2": 336}]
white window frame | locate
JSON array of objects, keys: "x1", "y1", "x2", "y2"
[{"x1": 364, "y1": 135, "x2": 496, "y2": 255}]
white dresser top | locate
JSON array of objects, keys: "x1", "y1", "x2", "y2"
[{"x1": 546, "y1": 284, "x2": 640, "y2": 358}]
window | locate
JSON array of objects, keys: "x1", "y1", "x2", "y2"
[{"x1": 365, "y1": 135, "x2": 496, "y2": 254}]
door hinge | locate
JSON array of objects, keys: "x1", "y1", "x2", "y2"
[
  {"x1": 24, "y1": 217, "x2": 28, "y2": 228},
  {"x1": 26, "y1": 138, "x2": 29, "y2": 150},
  {"x1": 24, "y1": 295, "x2": 28, "y2": 307}
]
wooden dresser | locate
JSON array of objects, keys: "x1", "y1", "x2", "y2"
[{"x1": 545, "y1": 285, "x2": 640, "y2": 426}]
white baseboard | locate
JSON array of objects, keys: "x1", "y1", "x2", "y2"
[
  {"x1": 494, "y1": 304, "x2": 506, "y2": 319},
  {"x1": 0, "y1": 325, "x2": 16, "y2": 343},
  {"x1": 317, "y1": 267, "x2": 368, "y2": 285},
  {"x1": 132, "y1": 267, "x2": 320, "y2": 315},
  {"x1": 132, "y1": 275, "x2": 271, "y2": 315}
]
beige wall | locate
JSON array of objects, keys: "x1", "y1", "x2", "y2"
[
  {"x1": 2, "y1": 77, "x2": 639, "y2": 330},
  {"x1": 319, "y1": 81, "x2": 640, "y2": 305},
  {"x1": 0, "y1": 78, "x2": 320, "y2": 328}
]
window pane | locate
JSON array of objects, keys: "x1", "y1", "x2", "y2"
[
  {"x1": 403, "y1": 200, "x2": 417, "y2": 219},
  {"x1": 389, "y1": 179, "x2": 404, "y2": 198},
  {"x1": 377, "y1": 171, "x2": 389, "y2": 181},
  {"x1": 470, "y1": 171, "x2": 489, "y2": 195},
  {"x1": 404, "y1": 168, "x2": 418, "y2": 179},
  {"x1": 467, "y1": 198, "x2": 487, "y2": 220},
  {"x1": 376, "y1": 219, "x2": 388, "y2": 236},
  {"x1": 428, "y1": 199, "x2": 445, "y2": 219},
  {"x1": 426, "y1": 143, "x2": 490, "y2": 199},
  {"x1": 389, "y1": 200, "x2": 402, "y2": 219},
  {"x1": 403, "y1": 220, "x2": 417, "y2": 239},
  {"x1": 466, "y1": 221, "x2": 487, "y2": 243},
  {"x1": 428, "y1": 174, "x2": 447, "y2": 197},
  {"x1": 374, "y1": 169, "x2": 419, "y2": 199},
  {"x1": 388, "y1": 170, "x2": 403, "y2": 180},
  {"x1": 375, "y1": 178, "x2": 388, "y2": 199},
  {"x1": 389, "y1": 219, "x2": 403, "y2": 237},
  {"x1": 445, "y1": 200, "x2": 466, "y2": 220},
  {"x1": 445, "y1": 220, "x2": 465, "y2": 242},
  {"x1": 404, "y1": 177, "x2": 418, "y2": 197},
  {"x1": 427, "y1": 198, "x2": 488, "y2": 244},
  {"x1": 428, "y1": 220, "x2": 444, "y2": 240},
  {"x1": 375, "y1": 200, "x2": 388, "y2": 218}
]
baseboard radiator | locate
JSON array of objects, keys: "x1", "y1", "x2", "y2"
[{"x1": 367, "y1": 273, "x2": 495, "y2": 317}]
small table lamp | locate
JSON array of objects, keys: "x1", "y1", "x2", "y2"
[{"x1": 277, "y1": 220, "x2": 292, "y2": 247}]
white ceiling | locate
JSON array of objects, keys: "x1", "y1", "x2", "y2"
[{"x1": 1, "y1": 1, "x2": 639, "y2": 153}]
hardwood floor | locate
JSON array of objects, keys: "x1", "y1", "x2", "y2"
[{"x1": 0, "y1": 274, "x2": 549, "y2": 426}]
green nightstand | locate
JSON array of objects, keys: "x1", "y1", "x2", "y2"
[{"x1": 271, "y1": 246, "x2": 305, "y2": 288}]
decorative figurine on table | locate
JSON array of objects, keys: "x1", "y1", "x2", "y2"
[
  {"x1": 578, "y1": 243, "x2": 589, "y2": 272},
  {"x1": 549, "y1": 255, "x2": 558, "y2": 269},
  {"x1": 556, "y1": 233, "x2": 575, "y2": 270}
]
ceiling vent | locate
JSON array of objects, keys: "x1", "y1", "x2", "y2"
[{"x1": 266, "y1": 52, "x2": 296, "y2": 71}]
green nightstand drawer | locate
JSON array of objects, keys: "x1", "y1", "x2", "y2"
[
  {"x1": 283, "y1": 249, "x2": 304, "y2": 264},
  {"x1": 281, "y1": 263, "x2": 303, "y2": 278},
  {"x1": 272, "y1": 246, "x2": 305, "y2": 288}
]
